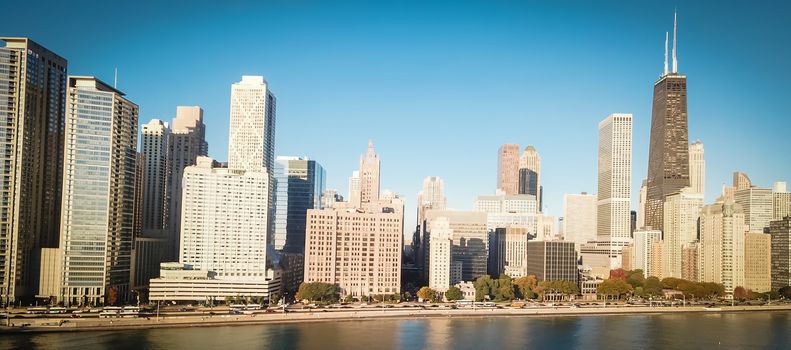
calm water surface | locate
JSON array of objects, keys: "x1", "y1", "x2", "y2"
[{"x1": 1, "y1": 312, "x2": 790, "y2": 349}]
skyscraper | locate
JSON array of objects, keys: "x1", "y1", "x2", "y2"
[
  {"x1": 645, "y1": 14, "x2": 690, "y2": 231},
  {"x1": 141, "y1": 119, "x2": 170, "y2": 232},
  {"x1": 178, "y1": 157, "x2": 270, "y2": 276},
  {"x1": 272, "y1": 156, "x2": 326, "y2": 252},
  {"x1": 417, "y1": 176, "x2": 447, "y2": 224},
  {"x1": 734, "y1": 187, "x2": 773, "y2": 232},
  {"x1": 519, "y1": 145, "x2": 542, "y2": 211},
  {"x1": 425, "y1": 211, "x2": 488, "y2": 282},
  {"x1": 662, "y1": 187, "x2": 703, "y2": 278},
  {"x1": 744, "y1": 232, "x2": 771, "y2": 293},
  {"x1": 428, "y1": 217, "x2": 454, "y2": 292},
  {"x1": 494, "y1": 227, "x2": 530, "y2": 278},
  {"x1": 0, "y1": 38, "x2": 67, "y2": 303},
  {"x1": 354, "y1": 140, "x2": 380, "y2": 207},
  {"x1": 773, "y1": 181, "x2": 791, "y2": 220},
  {"x1": 562, "y1": 193, "x2": 597, "y2": 247},
  {"x1": 347, "y1": 170, "x2": 360, "y2": 205},
  {"x1": 597, "y1": 114, "x2": 632, "y2": 241},
  {"x1": 228, "y1": 76, "x2": 276, "y2": 173},
  {"x1": 769, "y1": 217, "x2": 791, "y2": 291},
  {"x1": 633, "y1": 229, "x2": 663, "y2": 278},
  {"x1": 167, "y1": 106, "x2": 207, "y2": 260},
  {"x1": 699, "y1": 199, "x2": 745, "y2": 297},
  {"x1": 585, "y1": 113, "x2": 632, "y2": 271},
  {"x1": 689, "y1": 140, "x2": 705, "y2": 196},
  {"x1": 58, "y1": 76, "x2": 138, "y2": 305},
  {"x1": 496, "y1": 144, "x2": 520, "y2": 195}
]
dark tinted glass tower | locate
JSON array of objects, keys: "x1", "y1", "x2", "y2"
[{"x1": 644, "y1": 13, "x2": 690, "y2": 231}]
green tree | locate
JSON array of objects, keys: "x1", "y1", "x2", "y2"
[
  {"x1": 494, "y1": 275, "x2": 515, "y2": 301},
  {"x1": 474, "y1": 275, "x2": 494, "y2": 301},
  {"x1": 779, "y1": 286, "x2": 791, "y2": 299},
  {"x1": 643, "y1": 277, "x2": 663, "y2": 297},
  {"x1": 296, "y1": 282, "x2": 340, "y2": 303},
  {"x1": 597, "y1": 278, "x2": 632, "y2": 300},
  {"x1": 625, "y1": 270, "x2": 646, "y2": 288},
  {"x1": 445, "y1": 286, "x2": 463, "y2": 301}
]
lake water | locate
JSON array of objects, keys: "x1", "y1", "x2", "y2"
[{"x1": 2, "y1": 312, "x2": 790, "y2": 349}]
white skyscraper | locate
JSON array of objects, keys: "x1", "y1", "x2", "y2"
[
  {"x1": 585, "y1": 113, "x2": 632, "y2": 270},
  {"x1": 662, "y1": 187, "x2": 704, "y2": 278},
  {"x1": 141, "y1": 119, "x2": 170, "y2": 232},
  {"x1": 699, "y1": 199, "x2": 745, "y2": 297},
  {"x1": 562, "y1": 193, "x2": 597, "y2": 247},
  {"x1": 428, "y1": 217, "x2": 454, "y2": 292},
  {"x1": 689, "y1": 140, "x2": 705, "y2": 196},
  {"x1": 228, "y1": 75, "x2": 276, "y2": 173},
  {"x1": 773, "y1": 181, "x2": 791, "y2": 220},
  {"x1": 179, "y1": 157, "x2": 271, "y2": 275},
  {"x1": 597, "y1": 114, "x2": 632, "y2": 241}
]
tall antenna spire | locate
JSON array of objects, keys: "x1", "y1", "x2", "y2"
[
  {"x1": 664, "y1": 31, "x2": 669, "y2": 76},
  {"x1": 672, "y1": 10, "x2": 678, "y2": 73},
  {"x1": 114, "y1": 67, "x2": 118, "y2": 88}
]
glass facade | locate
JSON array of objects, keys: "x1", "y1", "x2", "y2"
[
  {"x1": 60, "y1": 77, "x2": 138, "y2": 306},
  {"x1": 273, "y1": 157, "x2": 325, "y2": 253}
]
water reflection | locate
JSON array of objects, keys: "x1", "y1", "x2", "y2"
[{"x1": 0, "y1": 312, "x2": 788, "y2": 350}]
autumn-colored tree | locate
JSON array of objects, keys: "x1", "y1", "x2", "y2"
[
  {"x1": 513, "y1": 275, "x2": 538, "y2": 299},
  {"x1": 417, "y1": 287, "x2": 437, "y2": 302},
  {"x1": 609, "y1": 269, "x2": 627, "y2": 281},
  {"x1": 107, "y1": 287, "x2": 118, "y2": 306},
  {"x1": 733, "y1": 286, "x2": 749, "y2": 300}
]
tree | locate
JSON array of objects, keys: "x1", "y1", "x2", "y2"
[
  {"x1": 513, "y1": 275, "x2": 538, "y2": 299},
  {"x1": 494, "y1": 275, "x2": 515, "y2": 301},
  {"x1": 779, "y1": 286, "x2": 791, "y2": 299},
  {"x1": 445, "y1": 286, "x2": 463, "y2": 301},
  {"x1": 597, "y1": 278, "x2": 632, "y2": 300},
  {"x1": 296, "y1": 282, "x2": 340, "y2": 303},
  {"x1": 474, "y1": 275, "x2": 494, "y2": 301},
  {"x1": 609, "y1": 269, "x2": 627, "y2": 281},
  {"x1": 643, "y1": 277, "x2": 663, "y2": 297},
  {"x1": 344, "y1": 295, "x2": 354, "y2": 303},
  {"x1": 625, "y1": 270, "x2": 646, "y2": 288},
  {"x1": 107, "y1": 287, "x2": 118, "y2": 306},
  {"x1": 417, "y1": 287, "x2": 436, "y2": 302},
  {"x1": 733, "y1": 286, "x2": 749, "y2": 301}
]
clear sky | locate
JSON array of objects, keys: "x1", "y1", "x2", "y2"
[{"x1": 3, "y1": 0, "x2": 789, "y2": 234}]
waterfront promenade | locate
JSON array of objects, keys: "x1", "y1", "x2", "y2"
[{"x1": 3, "y1": 304, "x2": 790, "y2": 334}]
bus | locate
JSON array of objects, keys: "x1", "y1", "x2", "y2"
[
  {"x1": 99, "y1": 306, "x2": 123, "y2": 318},
  {"x1": 26, "y1": 307, "x2": 49, "y2": 314},
  {"x1": 120, "y1": 306, "x2": 142, "y2": 318},
  {"x1": 48, "y1": 307, "x2": 68, "y2": 314},
  {"x1": 229, "y1": 304, "x2": 262, "y2": 311}
]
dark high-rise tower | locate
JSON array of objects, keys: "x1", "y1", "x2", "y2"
[
  {"x1": 645, "y1": 12, "x2": 690, "y2": 231},
  {"x1": 0, "y1": 38, "x2": 68, "y2": 303}
]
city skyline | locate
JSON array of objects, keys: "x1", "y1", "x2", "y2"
[{"x1": 2, "y1": 2, "x2": 789, "y2": 230}]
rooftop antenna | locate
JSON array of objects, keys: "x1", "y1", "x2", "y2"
[
  {"x1": 664, "y1": 31, "x2": 669, "y2": 76},
  {"x1": 114, "y1": 67, "x2": 118, "y2": 88},
  {"x1": 672, "y1": 9, "x2": 678, "y2": 73}
]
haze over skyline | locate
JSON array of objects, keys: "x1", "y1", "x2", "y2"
[{"x1": 4, "y1": 0, "x2": 789, "y2": 231}]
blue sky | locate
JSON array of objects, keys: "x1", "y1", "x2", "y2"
[{"x1": 3, "y1": 0, "x2": 789, "y2": 232}]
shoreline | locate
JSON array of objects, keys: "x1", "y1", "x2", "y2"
[{"x1": 2, "y1": 305, "x2": 791, "y2": 334}]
